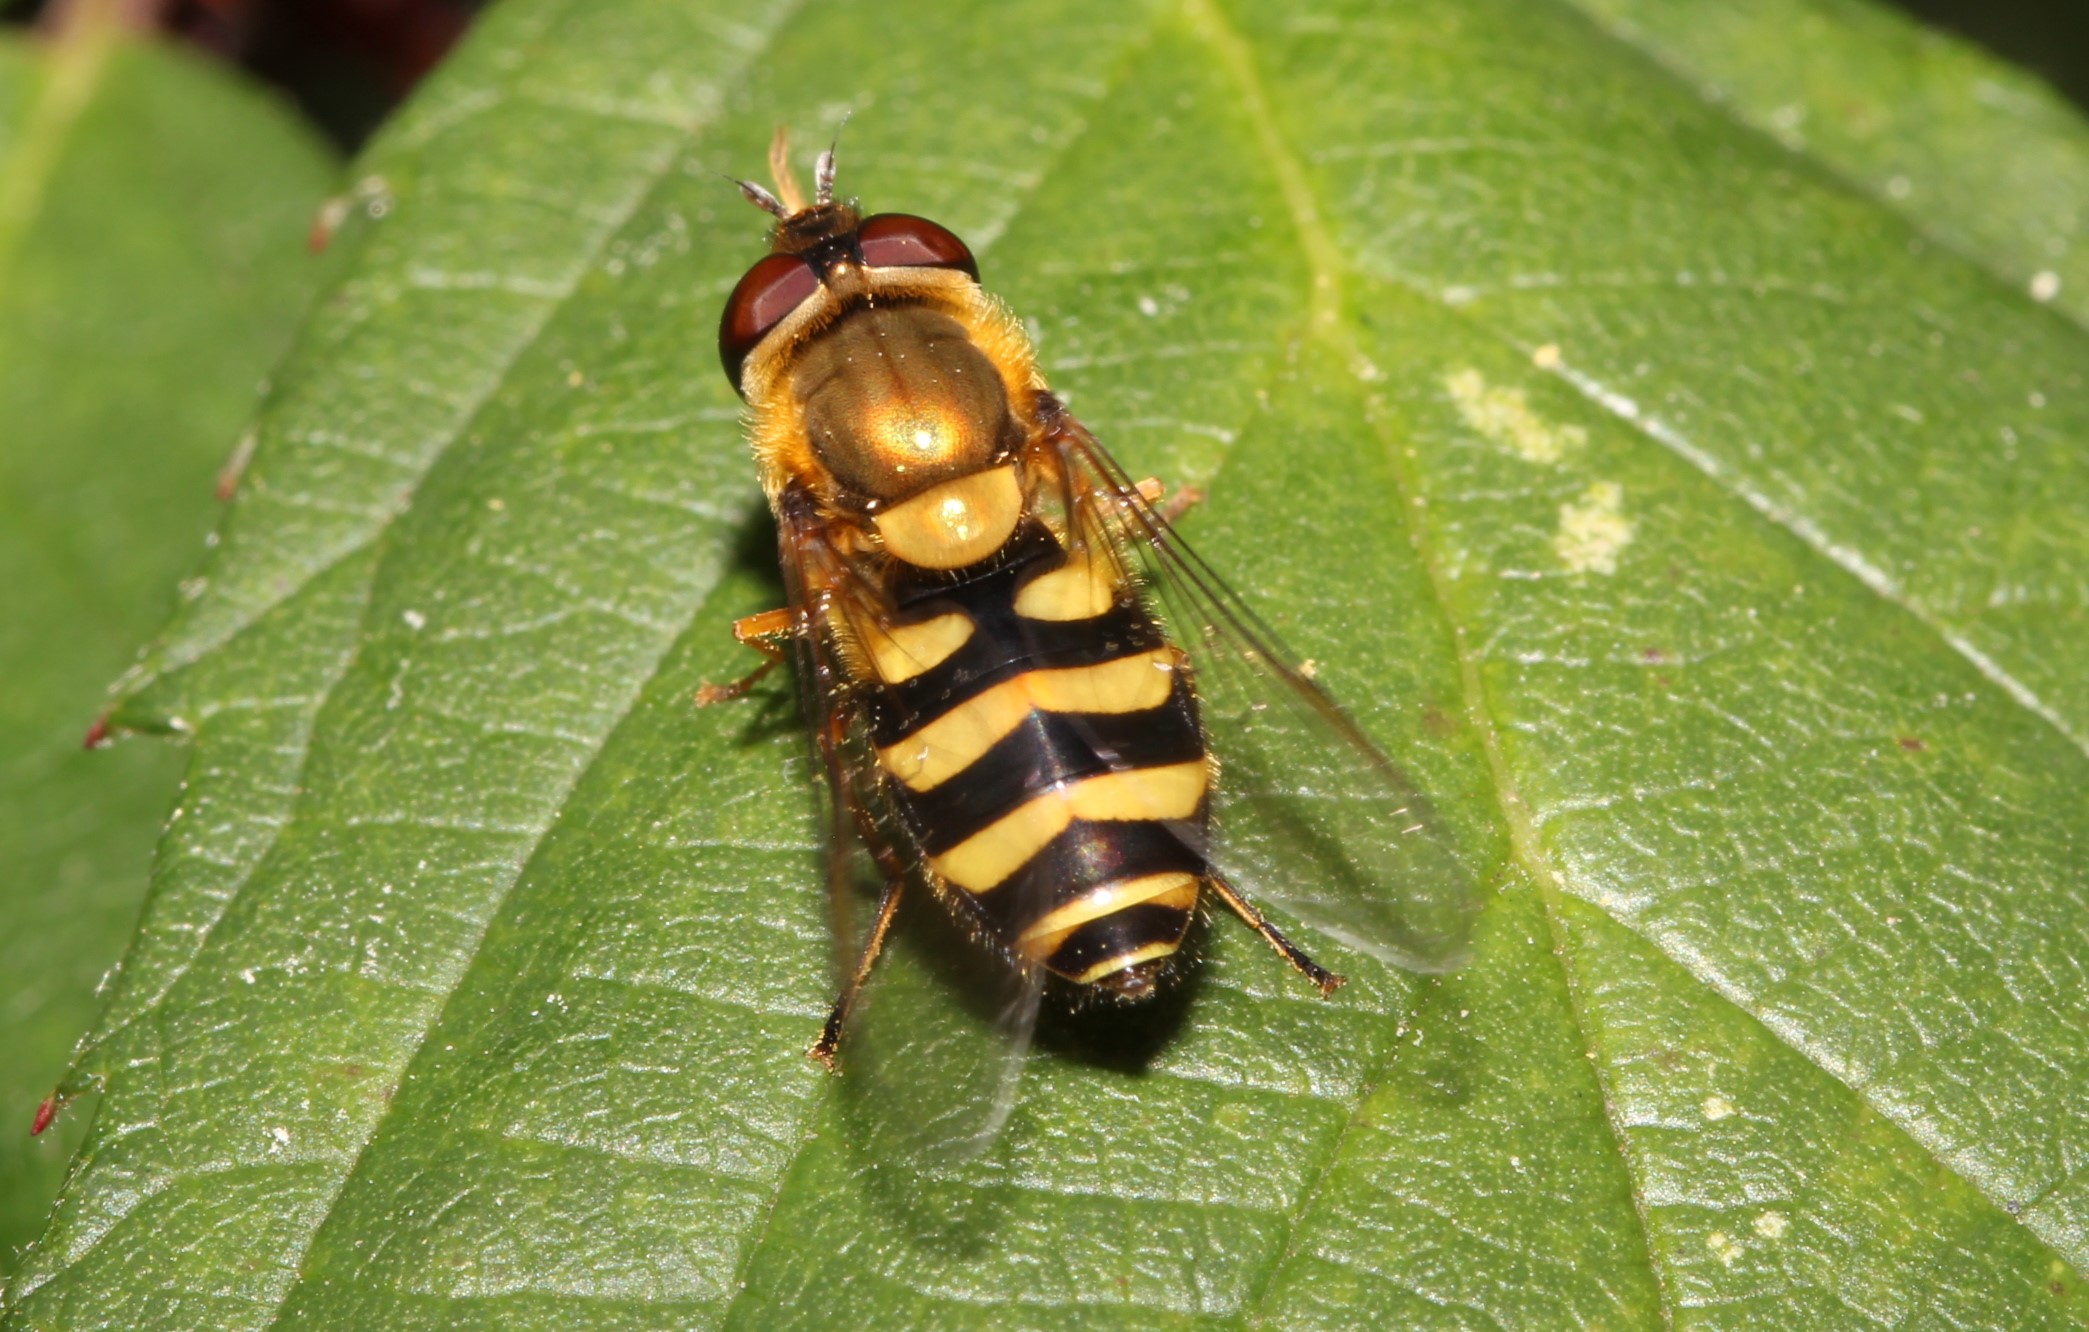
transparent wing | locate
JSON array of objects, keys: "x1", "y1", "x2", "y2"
[
  {"x1": 1039, "y1": 412, "x2": 1481, "y2": 975},
  {"x1": 774, "y1": 488, "x2": 1042, "y2": 1165},
  {"x1": 840, "y1": 908, "x2": 1042, "y2": 1167}
]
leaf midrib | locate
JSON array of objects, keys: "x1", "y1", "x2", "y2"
[
  {"x1": 1170, "y1": 0, "x2": 1673, "y2": 1324},
  {"x1": 1477, "y1": 0, "x2": 2089, "y2": 1268},
  {"x1": 1200, "y1": 0, "x2": 2087, "y2": 1315},
  {"x1": 1370, "y1": 0, "x2": 2088, "y2": 1288}
]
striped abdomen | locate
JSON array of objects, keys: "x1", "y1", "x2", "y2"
[{"x1": 856, "y1": 523, "x2": 1209, "y2": 994}]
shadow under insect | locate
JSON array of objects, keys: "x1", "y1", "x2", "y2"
[
  {"x1": 723, "y1": 494, "x2": 788, "y2": 603},
  {"x1": 702, "y1": 498, "x2": 801, "y2": 746}
]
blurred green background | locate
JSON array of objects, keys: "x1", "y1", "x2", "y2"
[
  {"x1": 4, "y1": 0, "x2": 2088, "y2": 147},
  {"x1": 3, "y1": 0, "x2": 2083, "y2": 147}
]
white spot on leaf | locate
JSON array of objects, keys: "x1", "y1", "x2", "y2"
[
  {"x1": 1554, "y1": 481, "x2": 1633, "y2": 575},
  {"x1": 1445, "y1": 367, "x2": 1587, "y2": 465}
]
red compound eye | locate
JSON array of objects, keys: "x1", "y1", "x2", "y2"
[
  {"x1": 857, "y1": 213, "x2": 979, "y2": 280},
  {"x1": 719, "y1": 252, "x2": 820, "y2": 392}
]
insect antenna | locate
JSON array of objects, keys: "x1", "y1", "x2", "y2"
[
  {"x1": 737, "y1": 117, "x2": 851, "y2": 220},
  {"x1": 733, "y1": 175, "x2": 788, "y2": 218},
  {"x1": 813, "y1": 146, "x2": 837, "y2": 206},
  {"x1": 814, "y1": 112, "x2": 850, "y2": 206}
]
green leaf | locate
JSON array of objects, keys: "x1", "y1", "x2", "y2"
[
  {"x1": 1568, "y1": 0, "x2": 2089, "y2": 326},
  {"x1": 0, "y1": 25, "x2": 333, "y2": 1278},
  {"x1": 11, "y1": 0, "x2": 2088, "y2": 1326}
]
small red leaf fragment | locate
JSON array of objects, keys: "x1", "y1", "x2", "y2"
[
  {"x1": 216, "y1": 431, "x2": 258, "y2": 502},
  {"x1": 31, "y1": 1096, "x2": 58, "y2": 1137}
]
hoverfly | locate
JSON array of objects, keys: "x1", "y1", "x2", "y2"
[{"x1": 702, "y1": 130, "x2": 1478, "y2": 1156}]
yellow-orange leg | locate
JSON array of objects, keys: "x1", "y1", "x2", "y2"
[
  {"x1": 694, "y1": 607, "x2": 795, "y2": 706},
  {"x1": 1133, "y1": 476, "x2": 1205, "y2": 527},
  {"x1": 806, "y1": 764, "x2": 925, "y2": 1070},
  {"x1": 808, "y1": 876, "x2": 905, "y2": 1071},
  {"x1": 1207, "y1": 874, "x2": 1344, "y2": 996}
]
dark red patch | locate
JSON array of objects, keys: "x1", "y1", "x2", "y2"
[
  {"x1": 718, "y1": 252, "x2": 820, "y2": 391},
  {"x1": 30, "y1": 1095, "x2": 58, "y2": 1137},
  {"x1": 1641, "y1": 646, "x2": 1667, "y2": 663},
  {"x1": 857, "y1": 213, "x2": 979, "y2": 279},
  {"x1": 1897, "y1": 736, "x2": 1927, "y2": 752},
  {"x1": 82, "y1": 714, "x2": 112, "y2": 750}
]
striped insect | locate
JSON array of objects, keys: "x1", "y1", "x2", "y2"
[{"x1": 702, "y1": 131, "x2": 1478, "y2": 1154}]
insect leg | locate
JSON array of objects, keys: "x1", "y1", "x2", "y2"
[
  {"x1": 808, "y1": 874, "x2": 904, "y2": 1071},
  {"x1": 694, "y1": 607, "x2": 795, "y2": 705},
  {"x1": 1131, "y1": 476, "x2": 1205, "y2": 527},
  {"x1": 1206, "y1": 874, "x2": 1345, "y2": 996}
]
